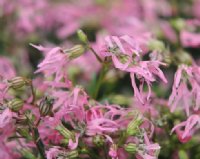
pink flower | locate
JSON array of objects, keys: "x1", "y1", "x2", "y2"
[
  {"x1": 109, "y1": 144, "x2": 118, "y2": 159},
  {"x1": 160, "y1": 22, "x2": 177, "y2": 43},
  {"x1": 38, "y1": 117, "x2": 61, "y2": 145},
  {"x1": 169, "y1": 65, "x2": 200, "y2": 115},
  {"x1": 101, "y1": 35, "x2": 141, "y2": 71},
  {"x1": 46, "y1": 147, "x2": 60, "y2": 159},
  {"x1": 85, "y1": 105, "x2": 127, "y2": 136},
  {"x1": 0, "y1": 108, "x2": 13, "y2": 128},
  {"x1": 180, "y1": 31, "x2": 200, "y2": 48},
  {"x1": 193, "y1": 0, "x2": 200, "y2": 19},
  {"x1": 32, "y1": 44, "x2": 70, "y2": 83},
  {"x1": 0, "y1": 57, "x2": 16, "y2": 80},
  {"x1": 136, "y1": 133, "x2": 160, "y2": 159},
  {"x1": 101, "y1": 35, "x2": 167, "y2": 104},
  {"x1": 68, "y1": 134, "x2": 79, "y2": 150},
  {"x1": 129, "y1": 61, "x2": 167, "y2": 104},
  {"x1": 86, "y1": 117, "x2": 118, "y2": 136},
  {"x1": 171, "y1": 115, "x2": 200, "y2": 143},
  {"x1": 52, "y1": 86, "x2": 88, "y2": 125}
]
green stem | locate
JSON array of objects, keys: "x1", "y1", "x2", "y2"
[
  {"x1": 32, "y1": 127, "x2": 46, "y2": 159},
  {"x1": 92, "y1": 63, "x2": 107, "y2": 99},
  {"x1": 117, "y1": 131, "x2": 127, "y2": 146},
  {"x1": 26, "y1": 114, "x2": 46, "y2": 159},
  {"x1": 30, "y1": 83, "x2": 35, "y2": 104},
  {"x1": 88, "y1": 151, "x2": 101, "y2": 159},
  {"x1": 103, "y1": 144, "x2": 108, "y2": 159},
  {"x1": 89, "y1": 46, "x2": 103, "y2": 63}
]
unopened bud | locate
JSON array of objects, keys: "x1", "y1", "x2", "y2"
[
  {"x1": 93, "y1": 135, "x2": 105, "y2": 147},
  {"x1": 60, "y1": 138, "x2": 69, "y2": 146},
  {"x1": 24, "y1": 110, "x2": 35, "y2": 124},
  {"x1": 15, "y1": 115, "x2": 28, "y2": 125},
  {"x1": 8, "y1": 76, "x2": 31, "y2": 89},
  {"x1": 39, "y1": 97, "x2": 54, "y2": 117},
  {"x1": 77, "y1": 29, "x2": 88, "y2": 44},
  {"x1": 171, "y1": 18, "x2": 186, "y2": 32},
  {"x1": 8, "y1": 98, "x2": 24, "y2": 112},
  {"x1": 174, "y1": 50, "x2": 193, "y2": 65},
  {"x1": 127, "y1": 114, "x2": 143, "y2": 136},
  {"x1": 67, "y1": 150, "x2": 79, "y2": 159},
  {"x1": 56, "y1": 123, "x2": 75, "y2": 141},
  {"x1": 21, "y1": 149, "x2": 36, "y2": 159},
  {"x1": 16, "y1": 126, "x2": 31, "y2": 139},
  {"x1": 109, "y1": 94, "x2": 132, "y2": 106},
  {"x1": 178, "y1": 150, "x2": 188, "y2": 159},
  {"x1": 80, "y1": 147, "x2": 89, "y2": 154},
  {"x1": 124, "y1": 143, "x2": 137, "y2": 154},
  {"x1": 148, "y1": 39, "x2": 165, "y2": 52},
  {"x1": 163, "y1": 51, "x2": 172, "y2": 65},
  {"x1": 65, "y1": 45, "x2": 85, "y2": 60}
]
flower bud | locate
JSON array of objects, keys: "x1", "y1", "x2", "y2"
[
  {"x1": 148, "y1": 39, "x2": 165, "y2": 52},
  {"x1": 171, "y1": 18, "x2": 185, "y2": 32},
  {"x1": 178, "y1": 150, "x2": 188, "y2": 159},
  {"x1": 77, "y1": 29, "x2": 88, "y2": 44},
  {"x1": 93, "y1": 135, "x2": 105, "y2": 147},
  {"x1": 124, "y1": 143, "x2": 137, "y2": 154},
  {"x1": 126, "y1": 114, "x2": 143, "y2": 136},
  {"x1": 24, "y1": 110, "x2": 36, "y2": 124},
  {"x1": 61, "y1": 139, "x2": 69, "y2": 146},
  {"x1": 39, "y1": 97, "x2": 54, "y2": 117},
  {"x1": 16, "y1": 126, "x2": 31, "y2": 139},
  {"x1": 8, "y1": 98, "x2": 24, "y2": 112},
  {"x1": 80, "y1": 147, "x2": 89, "y2": 154},
  {"x1": 56, "y1": 123, "x2": 75, "y2": 141},
  {"x1": 65, "y1": 45, "x2": 85, "y2": 60},
  {"x1": 174, "y1": 50, "x2": 193, "y2": 66},
  {"x1": 163, "y1": 50, "x2": 172, "y2": 65},
  {"x1": 15, "y1": 115, "x2": 28, "y2": 125},
  {"x1": 109, "y1": 94, "x2": 132, "y2": 106},
  {"x1": 21, "y1": 149, "x2": 36, "y2": 159},
  {"x1": 67, "y1": 150, "x2": 79, "y2": 159},
  {"x1": 8, "y1": 76, "x2": 31, "y2": 89},
  {"x1": 109, "y1": 144, "x2": 118, "y2": 158}
]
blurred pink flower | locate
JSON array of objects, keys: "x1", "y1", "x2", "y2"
[
  {"x1": 180, "y1": 31, "x2": 200, "y2": 48},
  {"x1": 0, "y1": 57, "x2": 16, "y2": 80}
]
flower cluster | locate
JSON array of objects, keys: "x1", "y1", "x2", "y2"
[{"x1": 1, "y1": 0, "x2": 200, "y2": 159}]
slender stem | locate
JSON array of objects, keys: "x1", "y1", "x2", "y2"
[
  {"x1": 32, "y1": 127, "x2": 46, "y2": 159},
  {"x1": 89, "y1": 46, "x2": 103, "y2": 63},
  {"x1": 87, "y1": 150, "x2": 101, "y2": 159},
  {"x1": 30, "y1": 83, "x2": 35, "y2": 104},
  {"x1": 103, "y1": 143, "x2": 108, "y2": 159},
  {"x1": 117, "y1": 131, "x2": 127, "y2": 146},
  {"x1": 92, "y1": 63, "x2": 107, "y2": 99},
  {"x1": 36, "y1": 117, "x2": 41, "y2": 127},
  {"x1": 26, "y1": 113, "x2": 46, "y2": 159}
]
